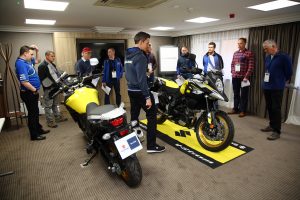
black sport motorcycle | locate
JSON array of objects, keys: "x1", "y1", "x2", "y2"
[
  {"x1": 151, "y1": 69, "x2": 234, "y2": 152},
  {"x1": 51, "y1": 73, "x2": 142, "y2": 187}
]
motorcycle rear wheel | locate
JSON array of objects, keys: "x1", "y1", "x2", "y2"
[
  {"x1": 120, "y1": 155, "x2": 142, "y2": 187},
  {"x1": 195, "y1": 111, "x2": 234, "y2": 152}
]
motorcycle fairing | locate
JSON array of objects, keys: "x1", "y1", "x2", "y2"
[{"x1": 158, "y1": 77, "x2": 179, "y2": 89}]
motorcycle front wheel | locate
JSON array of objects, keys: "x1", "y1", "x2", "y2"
[
  {"x1": 120, "y1": 155, "x2": 142, "y2": 187},
  {"x1": 195, "y1": 111, "x2": 234, "y2": 152}
]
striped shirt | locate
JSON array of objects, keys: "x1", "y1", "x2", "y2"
[{"x1": 231, "y1": 49, "x2": 254, "y2": 79}]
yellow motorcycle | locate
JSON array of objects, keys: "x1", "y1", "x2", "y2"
[
  {"x1": 151, "y1": 69, "x2": 234, "y2": 152},
  {"x1": 51, "y1": 73, "x2": 143, "y2": 187}
]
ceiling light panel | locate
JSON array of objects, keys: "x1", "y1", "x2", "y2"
[
  {"x1": 247, "y1": 0, "x2": 300, "y2": 11},
  {"x1": 25, "y1": 19, "x2": 56, "y2": 25},
  {"x1": 24, "y1": 0, "x2": 69, "y2": 11},
  {"x1": 185, "y1": 17, "x2": 219, "y2": 23},
  {"x1": 150, "y1": 27, "x2": 174, "y2": 31}
]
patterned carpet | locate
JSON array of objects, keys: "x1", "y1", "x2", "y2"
[{"x1": 0, "y1": 112, "x2": 300, "y2": 200}]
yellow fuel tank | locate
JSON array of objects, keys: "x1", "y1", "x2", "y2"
[{"x1": 65, "y1": 87, "x2": 99, "y2": 114}]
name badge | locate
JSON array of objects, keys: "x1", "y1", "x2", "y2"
[
  {"x1": 112, "y1": 71, "x2": 117, "y2": 78},
  {"x1": 148, "y1": 63, "x2": 153, "y2": 73},
  {"x1": 264, "y1": 73, "x2": 270, "y2": 82},
  {"x1": 235, "y1": 64, "x2": 240, "y2": 72}
]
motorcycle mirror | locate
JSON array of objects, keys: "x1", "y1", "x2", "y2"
[{"x1": 55, "y1": 71, "x2": 67, "y2": 83}]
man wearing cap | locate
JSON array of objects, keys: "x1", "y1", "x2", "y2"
[{"x1": 75, "y1": 47, "x2": 94, "y2": 78}]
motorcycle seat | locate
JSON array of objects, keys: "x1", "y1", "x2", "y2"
[
  {"x1": 86, "y1": 103, "x2": 126, "y2": 120},
  {"x1": 86, "y1": 103, "x2": 116, "y2": 120}
]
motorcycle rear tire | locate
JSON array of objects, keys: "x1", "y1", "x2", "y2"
[
  {"x1": 195, "y1": 111, "x2": 234, "y2": 152},
  {"x1": 121, "y1": 155, "x2": 142, "y2": 187}
]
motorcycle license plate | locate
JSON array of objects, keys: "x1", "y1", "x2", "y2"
[{"x1": 114, "y1": 132, "x2": 143, "y2": 159}]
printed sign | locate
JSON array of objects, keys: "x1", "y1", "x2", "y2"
[{"x1": 114, "y1": 132, "x2": 143, "y2": 159}]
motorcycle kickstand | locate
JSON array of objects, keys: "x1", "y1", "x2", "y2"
[{"x1": 82, "y1": 150, "x2": 98, "y2": 167}]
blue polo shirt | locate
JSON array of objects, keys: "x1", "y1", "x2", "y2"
[{"x1": 15, "y1": 58, "x2": 41, "y2": 91}]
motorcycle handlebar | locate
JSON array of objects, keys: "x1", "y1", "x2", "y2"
[{"x1": 51, "y1": 86, "x2": 68, "y2": 99}]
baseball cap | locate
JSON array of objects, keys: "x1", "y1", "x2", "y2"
[{"x1": 82, "y1": 47, "x2": 92, "y2": 53}]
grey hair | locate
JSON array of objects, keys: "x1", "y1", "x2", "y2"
[
  {"x1": 45, "y1": 50, "x2": 55, "y2": 56},
  {"x1": 263, "y1": 40, "x2": 277, "y2": 48}
]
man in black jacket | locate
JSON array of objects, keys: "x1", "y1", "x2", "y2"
[
  {"x1": 125, "y1": 32, "x2": 165, "y2": 153},
  {"x1": 38, "y1": 51, "x2": 67, "y2": 128}
]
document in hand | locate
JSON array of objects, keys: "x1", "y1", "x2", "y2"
[
  {"x1": 101, "y1": 85, "x2": 111, "y2": 95},
  {"x1": 241, "y1": 80, "x2": 250, "y2": 88}
]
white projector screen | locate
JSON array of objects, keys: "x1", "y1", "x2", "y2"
[{"x1": 159, "y1": 46, "x2": 178, "y2": 74}]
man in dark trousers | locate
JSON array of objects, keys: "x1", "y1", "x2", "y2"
[
  {"x1": 261, "y1": 39, "x2": 293, "y2": 140},
  {"x1": 102, "y1": 47, "x2": 123, "y2": 106},
  {"x1": 15, "y1": 45, "x2": 50, "y2": 141},
  {"x1": 38, "y1": 51, "x2": 67, "y2": 128},
  {"x1": 229, "y1": 38, "x2": 254, "y2": 118},
  {"x1": 125, "y1": 31, "x2": 165, "y2": 153}
]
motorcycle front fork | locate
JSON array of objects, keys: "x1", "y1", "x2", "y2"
[{"x1": 204, "y1": 95, "x2": 217, "y2": 125}]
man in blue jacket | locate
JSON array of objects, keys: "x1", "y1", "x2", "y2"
[
  {"x1": 102, "y1": 47, "x2": 123, "y2": 106},
  {"x1": 125, "y1": 31, "x2": 165, "y2": 153},
  {"x1": 176, "y1": 46, "x2": 196, "y2": 79},
  {"x1": 203, "y1": 42, "x2": 224, "y2": 74},
  {"x1": 260, "y1": 40, "x2": 293, "y2": 140}
]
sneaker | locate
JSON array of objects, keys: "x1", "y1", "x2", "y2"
[
  {"x1": 261, "y1": 126, "x2": 273, "y2": 132},
  {"x1": 55, "y1": 116, "x2": 68, "y2": 123},
  {"x1": 47, "y1": 121, "x2": 58, "y2": 128},
  {"x1": 147, "y1": 144, "x2": 166, "y2": 153},
  {"x1": 267, "y1": 132, "x2": 280, "y2": 140}
]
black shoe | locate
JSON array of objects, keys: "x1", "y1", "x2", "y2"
[
  {"x1": 31, "y1": 135, "x2": 46, "y2": 141},
  {"x1": 267, "y1": 132, "x2": 280, "y2": 140},
  {"x1": 147, "y1": 144, "x2": 166, "y2": 153},
  {"x1": 261, "y1": 126, "x2": 273, "y2": 132},
  {"x1": 40, "y1": 129, "x2": 50, "y2": 135}
]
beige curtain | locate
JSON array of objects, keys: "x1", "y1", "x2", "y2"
[
  {"x1": 248, "y1": 21, "x2": 300, "y2": 121},
  {"x1": 173, "y1": 36, "x2": 191, "y2": 51}
]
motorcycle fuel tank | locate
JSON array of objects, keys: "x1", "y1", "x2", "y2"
[{"x1": 65, "y1": 87, "x2": 99, "y2": 114}]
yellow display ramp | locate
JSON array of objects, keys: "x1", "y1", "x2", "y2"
[{"x1": 140, "y1": 119, "x2": 253, "y2": 168}]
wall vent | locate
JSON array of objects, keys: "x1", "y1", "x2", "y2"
[{"x1": 94, "y1": 0, "x2": 169, "y2": 9}]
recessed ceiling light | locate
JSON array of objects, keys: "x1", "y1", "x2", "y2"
[
  {"x1": 150, "y1": 27, "x2": 174, "y2": 31},
  {"x1": 24, "y1": 0, "x2": 69, "y2": 11},
  {"x1": 25, "y1": 19, "x2": 56, "y2": 25},
  {"x1": 185, "y1": 17, "x2": 219, "y2": 23},
  {"x1": 247, "y1": 0, "x2": 300, "y2": 11}
]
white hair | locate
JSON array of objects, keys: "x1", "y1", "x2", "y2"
[{"x1": 263, "y1": 40, "x2": 277, "y2": 48}]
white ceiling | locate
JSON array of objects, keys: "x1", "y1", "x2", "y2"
[{"x1": 0, "y1": 0, "x2": 299, "y2": 36}]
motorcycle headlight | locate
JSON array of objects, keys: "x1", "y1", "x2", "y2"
[{"x1": 215, "y1": 78, "x2": 224, "y2": 93}]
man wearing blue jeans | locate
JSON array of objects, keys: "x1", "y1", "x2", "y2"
[{"x1": 125, "y1": 31, "x2": 165, "y2": 153}]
